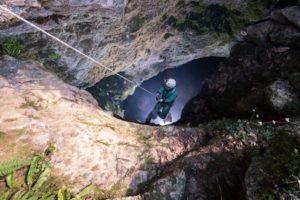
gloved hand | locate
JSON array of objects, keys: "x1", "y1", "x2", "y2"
[
  {"x1": 158, "y1": 98, "x2": 163, "y2": 102},
  {"x1": 156, "y1": 93, "x2": 162, "y2": 101}
]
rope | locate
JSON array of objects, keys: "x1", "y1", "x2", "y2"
[{"x1": 0, "y1": 5, "x2": 156, "y2": 97}]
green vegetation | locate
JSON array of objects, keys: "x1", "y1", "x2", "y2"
[
  {"x1": 128, "y1": 15, "x2": 148, "y2": 33},
  {"x1": 255, "y1": 134, "x2": 300, "y2": 199},
  {"x1": 0, "y1": 153, "x2": 56, "y2": 199},
  {"x1": 166, "y1": 4, "x2": 236, "y2": 35},
  {"x1": 48, "y1": 53, "x2": 61, "y2": 60},
  {"x1": 0, "y1": 160, "x2": 30, "y2": 177},
  {"x1": 0, "y1": 146, "x2": 100, "y2": 200},
  {"x1": 45, "y1": 145, "x2": 56, "y2": 156},
  {"x1": 205, "y1": 118, "x2": 276, "y2": 141},
  {"x1": 143, "y1": 154, "x2": 155, "y2": 173},
  {"x1": 166, "y1": 2, "x2": 274, "y2": 35},
  {"x1": 163, "y1": 33, "x2": 174, "y2": 40},
  {"x1": 6, "y1": 173, "x2": 14, "y2": 189},
  {"x1": 0, "y1": 38, "x2": 24, "y2": 57}
]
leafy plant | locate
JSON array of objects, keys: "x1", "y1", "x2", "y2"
[
  {"x1": 27, "y1": 154, "x2": 42, "y2": 187},
  {"x1": 6, "y1": 173, "x2": 14, "y2": 189},
  {"x1": 48, "y1": 53, "x2": 61, "y2": 60},
  {"x1": 0, "y1": 145, "x2": 97, "y2": 200},
  {"x1": 32, "y1": 165, "x2": 51, "y2": 190},
  {"x1": 71, "y1": 184, "x2": 96, "y2": 200},
  {"x1": 57, "y1": 189, "x2": 64, "y2": 200},
  {"x1": 163, "y1": 33, "x2": 174, "y2": 40},
  {"x1": 255, "y1": 134, "x2": 300, "y2": 199},
  {"x1": 0, "y1": 38, "x2": 24, "y2": 57},
  {"x1": 45, "y1": 144, "x2": 56, "y2": 156},
  {"x1": 0, "y1": 159, "x2": 30, "y2": 177}
]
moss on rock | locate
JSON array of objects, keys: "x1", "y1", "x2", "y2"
[{"x1": 246, "y1": 132, "x2": 300, "y2": 199}]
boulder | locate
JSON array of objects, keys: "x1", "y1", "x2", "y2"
[
  {"x1": 266, "y1": 80, "x2": 295, "y2": 112},
  {"x1": 281, "y1": 6, "x2": 300, "y2": 29},
  {"x1": 265, "y1": 80, "x2": 300, "y2": 115},
  {"x1": 245, "y1": 132, "x2": 300, "y2": 199},
  {"x1": 142, "y1": 170, "x2": 186, "y2": 200},
  {"x1": 0, "y1": 56, "x2": 208, "y2": 194},
  {"x1": 289, "y1": 73, "x2": 300, "y2": 90}
]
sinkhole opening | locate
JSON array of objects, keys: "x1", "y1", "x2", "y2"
[
  {"x1": 122, "y1": 57, "x2": 224, "y2": 125},
  {"x1": 87, "y1": 57, "x2": 224, "y2": 125}
]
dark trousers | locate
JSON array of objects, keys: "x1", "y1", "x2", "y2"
[{"x1": 145, "y1": 102, "x2": 173, "y2": 123}]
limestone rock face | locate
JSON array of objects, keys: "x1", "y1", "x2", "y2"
[
  {"x1": 0, "y1": 0, "x2": 234, "y2": 88},
  {"x1": 266, "y1": 80, "x2": 297, "y2": 112},
  {"x1": 0, "y1": 55, "x2": 260, "y2": 199},
  {"x1": 0, "y1": 55, "x2": 208, "y2": 194},
  {"x1": 1, "y1": 0, "x2": 277, "y2": 116},
  {"x1": 180, "y1": 6, "x2": 300, "y2": 125}
]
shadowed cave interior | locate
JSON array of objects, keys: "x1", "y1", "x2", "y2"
[{"x1": 88, "y1": 57, "x2": 225, "y2": 125}]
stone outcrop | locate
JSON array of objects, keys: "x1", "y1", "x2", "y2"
[
  {"x1": 1, "y1": 0, "x2": 277, "y2": 116},
  {"x1": 245, "y1": 130, "x2": 300, "y2": 200},
  {"x1": 181, "y1": 6, "x2": 300, "y2": 125},
  {"x1": 0, "y1": 55, "x2": 208, "y2": 196},
  {"x1": 0, "y1": 55, "x2": 261, "y2": 199},
  {"x1": 266, "y1": 80, "x2": 298, "y2": 113},
  {"x1": 142, "y1": 170, "x2": 186, "y2": 200},
  {"x1": 0, "y1": 0, "x2": 236, "y2": 88},
  {"x1": 1, "y1": 1, "x2": 300, "y2": 200}
]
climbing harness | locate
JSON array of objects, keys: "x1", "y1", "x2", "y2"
[{"x1": 0, "y1": 5, "x2": 156, "y2": 97}]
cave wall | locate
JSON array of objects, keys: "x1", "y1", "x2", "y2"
[
  {"x1": 180, "y1": 6, "x2": 300, "y2": 125},
  {"x1": 1, "y1": 2, "x2": 300, "y2": 199},
  {"x1": 0, "y1": 0, "x2": 277, "y2": 101}
]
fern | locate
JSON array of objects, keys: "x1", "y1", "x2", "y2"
[
  {"x1": 32, "y1": 165, "x2": 51, "y2": 190},
  {"x1": 6, "y1": 172, "x2": 14, "y2": 189},
  {"x1": 0, "y1": 147, "x2": 96, "y2": 200},
  {"x1": 0, "y1": 159, "x2": 30, "y2": 177},
  {"x1": 27, "y1": 154, "x2": 42, "y2": 187},
  {"x1": 0, "y1": 38, "x2": 24, "y2": 57},
  {"x1": 57, "y1": 189, "x2": 64, "y2": 200},
  {"x1": 0, "y1": 191, "x2": 10, "y2": 200},
  {"x1": 45, "y1": 145, "x2": 56, "y2": 156},
  {"x1": 71, "y1": 184, "x2": 95, "y2": 200},
  {"x1": 9, "y1": 189, "x2": 27, "y2": 200}
]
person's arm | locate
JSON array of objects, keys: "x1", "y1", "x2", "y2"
[{"x1": 156, "y1": 86, "x2": 164, "y2": 102}]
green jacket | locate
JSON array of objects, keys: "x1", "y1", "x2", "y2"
[{"x1": 158, "y1": 86, "x2": 177, "y2": 104}]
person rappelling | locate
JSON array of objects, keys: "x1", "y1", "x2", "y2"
[{"x1": 145, "y1": 78, "x2": 177, "y2": 124}]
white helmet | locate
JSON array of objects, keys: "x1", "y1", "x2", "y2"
[{"x1": 165, "y1": 78, "x2": 176, "y2": 89}]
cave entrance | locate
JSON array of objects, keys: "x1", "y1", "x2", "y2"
[{"x1": 122, "y1": 57, "x2": 224, "y2": 125}]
